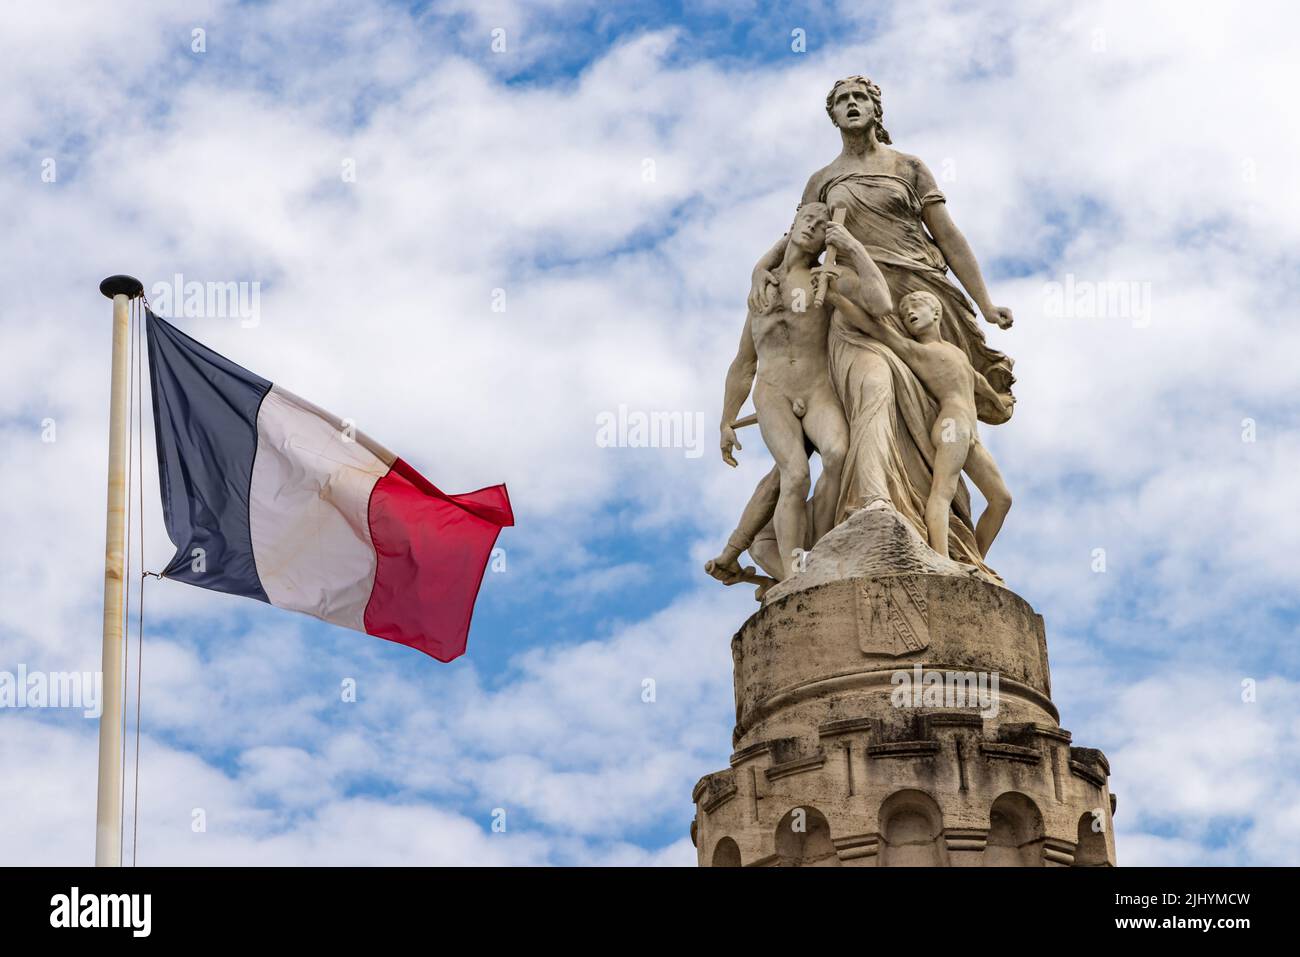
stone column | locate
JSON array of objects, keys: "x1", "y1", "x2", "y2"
[{"x1": 691, "y1": 504, "x2": 1117, "y2": 867}]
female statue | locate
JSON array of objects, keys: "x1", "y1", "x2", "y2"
[{"x1": 742, "y1": 76, "x2": 1017, "y2": 573}]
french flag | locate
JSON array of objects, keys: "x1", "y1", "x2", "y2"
[{"x1": 145, "y1": 310, "x2": 513, "y2": 662}]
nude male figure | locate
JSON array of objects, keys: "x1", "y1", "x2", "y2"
[
  {"x1": 826, "y1": 278, "x2": 1013, "y2": 560},
  {"x1": 715, "y1": 202, "x2": 849, "y2": 581}
]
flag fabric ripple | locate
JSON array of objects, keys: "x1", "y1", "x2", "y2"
[{"x1": 145, "y1": 310, "x2": 513, "y2": 662}]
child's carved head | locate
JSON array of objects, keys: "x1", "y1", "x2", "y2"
[
  {"x1": 790, "y1": 202, "x2": 829, "y2": 253},
  {"x1": 898, "y1": 290, "x2": 942, "y2": 336}
]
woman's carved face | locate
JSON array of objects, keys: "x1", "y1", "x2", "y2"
[{"x1": 830, "y1": 83, "x2": 876, "y2": 131}]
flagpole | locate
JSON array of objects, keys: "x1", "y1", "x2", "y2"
[{"x1": 96, "y1": 274, "x2": 143, "y2": 866}]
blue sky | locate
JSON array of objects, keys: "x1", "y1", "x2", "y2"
[{"x1": 2, "y1": 0, "x2": 1298, "y2": 865}]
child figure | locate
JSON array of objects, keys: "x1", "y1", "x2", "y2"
[{"x1": 825, "y1": 236, "x2": 1012, "y2": 560}]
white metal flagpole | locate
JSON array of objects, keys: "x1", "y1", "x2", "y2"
[{"x1": 95, "y1": 274, "x2": 143, "y2": 866}]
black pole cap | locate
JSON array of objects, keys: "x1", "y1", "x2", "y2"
[{"x1": 99, "y1": 275, "x2": 144, "y2": 299}]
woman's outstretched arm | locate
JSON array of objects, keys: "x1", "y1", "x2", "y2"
[
  {"x1": 747, "y1": 235, "x2": 787, "y2": 313},
  {"x1": 913, "y1": 158, "x2": 1014, "y2": 329}
]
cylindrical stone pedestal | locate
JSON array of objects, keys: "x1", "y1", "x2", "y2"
[{"x1": 691, "y1": 567, "x2": 1117, "y2": 867}]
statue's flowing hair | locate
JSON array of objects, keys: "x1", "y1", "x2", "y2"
[{"x1": 825, "y1": 75, "x2": 892, "y2": 144}]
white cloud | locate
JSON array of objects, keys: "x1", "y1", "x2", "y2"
[
  {"x1": 1090, "y1": 673, "x2": 1300, "y2": 865},
  {"x1": 2, "y1": 0, "x2": 1298, "y2": 865}
]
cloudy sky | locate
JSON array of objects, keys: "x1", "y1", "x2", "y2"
[{"x1": 2, "y1": 0, "x2": 1297, "y2": 866}]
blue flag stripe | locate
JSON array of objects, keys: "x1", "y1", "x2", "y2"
[{"x1": 146, "y1": 309, "x2": 272, "y2": 602}]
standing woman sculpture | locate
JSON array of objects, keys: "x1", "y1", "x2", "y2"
[{"x1": 746, "y1": 76, "x2": 1017, "y2": 573}]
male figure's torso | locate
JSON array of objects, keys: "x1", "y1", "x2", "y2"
[{"x1": 750, "y1": 262, "x2": 833, "y2": 399}]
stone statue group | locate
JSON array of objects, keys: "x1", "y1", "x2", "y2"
[{"x1": 707, "y1": 76, "x2": 1018, "y2": 598}]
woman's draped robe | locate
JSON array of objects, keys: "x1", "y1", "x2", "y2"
[{"x1": 819, "y1": 172, "x2": 1015, "y2": 575}]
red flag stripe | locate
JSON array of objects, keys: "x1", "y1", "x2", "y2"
[{"x1": 363, "y1": 458, "x2": 513, "y2": 661}]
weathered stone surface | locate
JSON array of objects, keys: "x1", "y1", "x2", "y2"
[
  {"x1": 764, "y1": 501, "x2": 996, "y2": 605},
  {"x1": 691, "y1": 569, "x2": 1118, "y2": 867},
  {"x1": 735, "y1": 572, "x2": 1053, "y2": 751}
]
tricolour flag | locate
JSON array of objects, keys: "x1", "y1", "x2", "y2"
[{"x1": 145, "y1": 310, "x2": 513, "y2": 661}]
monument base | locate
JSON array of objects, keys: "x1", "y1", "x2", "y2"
[{"x1": 691, "y1": 504, "x2": 1117, "y2": 866}]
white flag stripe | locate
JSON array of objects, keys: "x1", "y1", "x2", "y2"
[{"x1": 248, "y1": 385, "x2": 391, "y2": 631}]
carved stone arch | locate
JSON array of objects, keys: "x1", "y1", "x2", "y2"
[
  {"x1": 984, "y1": 791, "x2": 1046, "y2": 866},
  {"x1": 711, "y1": 836, "x2": 742, "y2": 867},
  {"x1": 1073, "y1": 810, "x2": 1110, "y2": 866},
  {"x1": 774, "y1": 805, "x2": 840, "y2": 866},
  {"x1": 878, "y1": 789, "x2": 947, "y2": 866}
]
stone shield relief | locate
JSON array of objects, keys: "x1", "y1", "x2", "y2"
[{"x1": 855, "y1": 578, "x2": 930, "y2": 656}]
